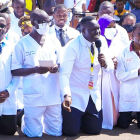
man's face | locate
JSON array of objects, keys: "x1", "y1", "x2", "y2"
[
  {"x1": 0, "y1": 17, "x2": 6, "y2": 41},
  {"x1": 13, "y1": 1, "x2": 25, "y2": 18},
  {"x1": 82, "y1": 20, "x2": 100, "y2": 42},
  {"x1": 116, "y1": 1, "x2": 124, "y2": 11},
  {"x1": 99, "y1": 6, "x2": 114, "y2": 17},
  {"x1": 122, "y1": 15, "x2": 136, "y2": 26},
  {"x1": 133, "y1": 27, "x2": 140, "y2": 47},
  {"x1": 53, "y1": 8, "x2": 68, "y2": 28}
]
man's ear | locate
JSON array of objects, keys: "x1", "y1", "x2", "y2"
[
  {"x1": 31, "y1": 20, "x2": 39, "y2": 29},
  {"x1": 80, "y1": 25, "x2": 85, "y2": 34}
]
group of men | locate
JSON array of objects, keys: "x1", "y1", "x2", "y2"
[{"x1": 0, "y1": 0, "x2": 140, "y2": 138}]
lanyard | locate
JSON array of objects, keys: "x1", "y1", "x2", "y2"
[
  {"x1": 88, "y1": 45, "x2": 95, "y2": 90},
  {"x1": 88, "y1": 46, "x2": 95, "y2": 73}
]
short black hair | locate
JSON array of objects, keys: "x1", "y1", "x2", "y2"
[
  {"x1": 44, "y1": 0, "x2": 56, "y2": 8},
  {"x1": 53, "y1": 4, "x2": 67, "y2": 13},
  {"x1": 30, "y1": 9, "x2": 48, "y2": 21},
  {"x1": 133, "y1": 23, "x2": 140, "y2": 32},
  {"x1": 80, "y1": 16, "x2": 96, "y2": 25}
]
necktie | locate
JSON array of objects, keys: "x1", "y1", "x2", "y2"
[
  {"x1": 91, "y1": 43, "x2": 94, "y2": 55},
  {"x1": 59, "y1": 29, "x2": 66, "y2": 47}
]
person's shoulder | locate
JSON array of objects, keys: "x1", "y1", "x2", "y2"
[
  {"x1": 119, "y1": 43, "x2": 131, "y2": 58},
  {"x1": 65, "y1": 34, "x2": 81, "y2": 48},
  {"x1": 48, "y1": 25, "x2": 55, "y2": 34},
  {"x1": 66, "y1": 25, "x2": 80, "y2": 33},
  {"x1": 15, "y1": 34, "x2": 30, "y2": 46},
  {"x1": 116, "y1": 24, "x2": 128, "y2": 33},
  {"x1": 8, "y1": 28, "x2": 20, "y2": 38}
]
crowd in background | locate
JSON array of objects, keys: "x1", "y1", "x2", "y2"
[{"x1": 0, "y1": 0, "x2": 140, "y2": 138}]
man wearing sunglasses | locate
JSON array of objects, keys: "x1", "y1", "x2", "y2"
[{"x1": 0, "y1": 14, "x2": 19, "y2": 135}]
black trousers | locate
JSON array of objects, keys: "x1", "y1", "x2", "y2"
[
  {"x1": 62, "y1": 96, "x2": 103, "y2": 136},
  {"x1": 0, "y1": 115, "x2": 17, "y2": 135},
  {"x1": 117, "y1": 112, "x2": 140, "y2": 129}
]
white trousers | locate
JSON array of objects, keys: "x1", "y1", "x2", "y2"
[{"x1": 22, "y1": 104, "x2": 62, "y2": 137}]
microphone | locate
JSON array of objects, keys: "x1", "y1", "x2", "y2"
[{"x1": 95, "y1": 39, "x2": 102, "y2": 54}]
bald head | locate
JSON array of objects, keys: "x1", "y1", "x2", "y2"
[
  {"x1": 98, "y1": 1, "x2": 114, "y2": 17},
  {"x1": 30, "y1": 9, "x2": 50, "y2": 27}
]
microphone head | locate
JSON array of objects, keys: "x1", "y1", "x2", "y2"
[{"x1": 95, "y1": 39, "x2": 102, "y2": 53}]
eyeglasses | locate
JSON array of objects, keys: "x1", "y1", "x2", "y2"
[
  {"x1": 37, "y1": 20, "x2": 51, "y2": 24},
  {"x1": 0, "y1": 24, "x2": 6, "y2": 29}
]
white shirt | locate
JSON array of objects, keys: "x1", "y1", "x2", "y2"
[
  {"x1": 10, "y1": 13, "x2": 22, "y2": 37},
  {"x1": 116, "y1": 46, "x2": 140, "y2": 112},
  {"x1": 12, "y1": 34, "x2": 61, "y2": 107},
  {"x1": 60, "y1": 34, "x2": 113, "y2": 112},
  {"x1": 49, "y1": 24, "x2": 80, "y2": 47},
  {"x1": 0, "y1": 38, "x2": 19, "y2": 116},
  {"x1": 6, "y1": 28, "x2": 20, "y2": 48}
]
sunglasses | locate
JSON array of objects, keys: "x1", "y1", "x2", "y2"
[{"x1": 0, "y1": 24, "x2": 6, "y2": 28}]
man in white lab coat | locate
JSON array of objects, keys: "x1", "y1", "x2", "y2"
[
  {"x1": 49, "y1": 4, "x2": 80, "y2": 47},
  {"x1": 10, "y1": 0, "x2": 25, "y2": 37},
  {"x1": 60, "y1": 16, "x2": 113, "y2": 136},
  {"x1": 0, "y1": 13, "x2": 19, "y2": 135},
  {"x1": 116, "y1": 23, "x2": 140, "y2": 129},
  {"x1": 11, "y1": 9, "x2": 62, "y2": 137},
  {"x1": 98, "y1": 1, "x2": 130, "y2": 130}
]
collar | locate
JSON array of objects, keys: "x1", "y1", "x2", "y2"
[
  {"x1": 80, "y1": 34, "x2": 93, "y2": 48},
  {"x1": 55, "y1": 24, "x2": 67, "y2": 32}
]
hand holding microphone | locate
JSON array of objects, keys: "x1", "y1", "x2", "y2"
[{"x1": 95, "y1": 39, "x2": 107, "y2": 68}]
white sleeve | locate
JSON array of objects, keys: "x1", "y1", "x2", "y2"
[
  {"x1": 6, "y1": 76, "x2": 20, "y2": 96},
  {"x1": 100, "y1": 36, "x2": 114, "y2": 72},
  {"x1": 116, "y1": 52, "x2": 139, "y2": 82},
  {"x1": 59, "y1": 44, "x2": 77, "y2": 99},
  {"x1": 11, "y1": 42, "x2": 25, "y2": 70}
]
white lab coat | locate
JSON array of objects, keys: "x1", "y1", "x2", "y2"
[
  {"x1": 60, "y1": 34, "x2": 113, "y2": 112},
  {"x1": 48, "y1": 24, "x2": 80, "y2": 47},
  {"x1": 10, "y1": 13, "x2": 22, "y2": 37},
  {"x1": 102, "y1": 24, "x2": 130, "y2": 129},
  {"x1": 11, "y1": 34, "x2": 61, "y2": 107},
  {"x1": 116, "y1": 46, "x2": 140, "y2": 112},
  {"x1": 0, "y1": 39, "x2": 19, "y2": 116}
]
